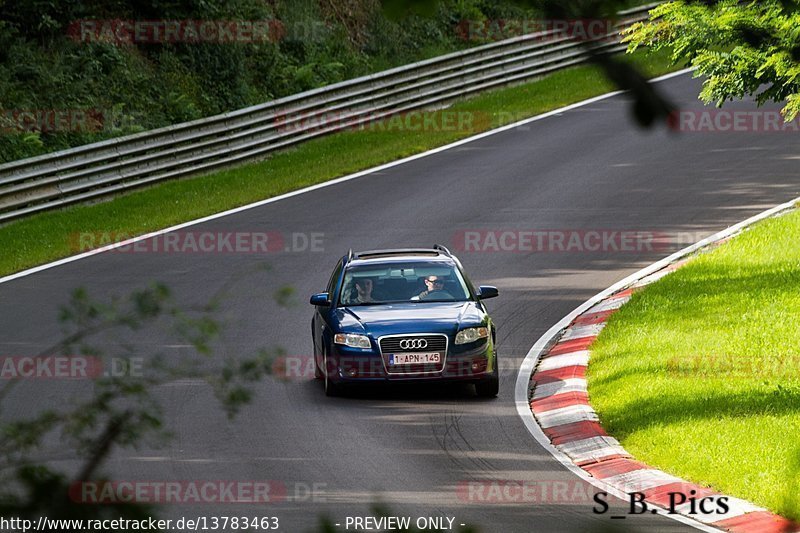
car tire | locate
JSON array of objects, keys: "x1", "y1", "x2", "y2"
[
  {"x1": 324, "y1": 378, "x2": 340, "y2": 397},
  {"x1": 476, "y1": 348, "x2": 499, "y2": 398},
  {"x1": 323, "y1": 350, "x2": 341, "y2": 397},
  {"x1": 324, "y1": 376, "x2": 341, "y2": 397},
  {"x1": 313, "y1": 338, "x2": 323, "y2": 379},
  {"x1": 475, "y1": 372, "x2": 499, "y2": 398}
]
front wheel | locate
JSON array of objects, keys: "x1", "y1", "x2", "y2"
[
  {"x1": 476, "y1": 347, "x2": 499, "y2": 398},
  {"x1": 313, "y1": 338, "x2": 323, "y2": 379},
  {"x1": 475, "y1": 372, "x2": 499, "y2": 398},
  {"x1": 323, "y1": 351, "x2": 341, "y2": 397}
]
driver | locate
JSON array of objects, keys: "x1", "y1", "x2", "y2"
[{"x1": 413, "y1": 276, "x2": 454, "y2": 300}]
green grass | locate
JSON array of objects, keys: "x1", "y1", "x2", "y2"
[
  {"x1": 589, "y1": 209, "x2": 800, "y2": 520},
  {"x1": 0, "y1": 49, "x2": 680, "y2": 278}
]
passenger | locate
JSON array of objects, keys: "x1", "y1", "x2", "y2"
[
  {"x1": 353, "y1": 278, "x2": 383, "y2": 304},
  {"x1": 353, "y1": 278, "x2": 373, "y2": 303}
]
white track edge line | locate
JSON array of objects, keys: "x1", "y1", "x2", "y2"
[
  {"x1": 0, "y1": 68, "x2": 694, "y2": 286},
  {"x1": 515, "y1": 194, "x2": 800, "y2": 532}
]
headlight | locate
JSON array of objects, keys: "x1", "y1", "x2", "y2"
[
  {"x1": 455, "y1": 326, "x2": 489, "y2": 345},
  {"x1": 334, "y1": 333, "x2": 371, "y2": 349}
]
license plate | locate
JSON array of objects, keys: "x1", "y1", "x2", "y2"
[{"x1": 389, "y1": 352, "x2": 442, "y2": 365}]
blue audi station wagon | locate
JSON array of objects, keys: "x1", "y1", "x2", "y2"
[{"x1": 310, "y1": 245, "x2": 499, "y2": 397}]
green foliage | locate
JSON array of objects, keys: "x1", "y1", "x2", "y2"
[
  {"x1": 0, "y1": 48, "x2": 678, "y2": 279},
  {"x1": 0, "y1": 0, "x2": 539, "y2": 162},
  {"x1": 589, "y1": 209, "x2": 800, "y2": 519},
  {"x1": 623, "y1": 0, "x2": 800, "y2": 119}
]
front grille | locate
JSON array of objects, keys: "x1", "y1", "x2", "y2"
[
  {"x1": 379, "y1": 334, "x2": 448, "y2": 375},
  {"x1": 379, "y1": 335, "x2": 447, "y2": 354}
]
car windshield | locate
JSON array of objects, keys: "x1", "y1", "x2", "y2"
[{"x1": 339, "y1": 261, "x2": 472, "y2": 305}]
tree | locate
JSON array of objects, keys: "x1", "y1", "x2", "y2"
[{"x1": 623, "y1": 0, "x2": 800, "y2": 120}]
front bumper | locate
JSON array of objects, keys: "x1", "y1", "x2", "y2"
[{"x1": 329, "y1": 338, "x2": 494, "y2": 384}]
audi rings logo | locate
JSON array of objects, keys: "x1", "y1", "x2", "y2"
[{"x1": 399, "y1": 338, "x2": 428, "y2": 350}]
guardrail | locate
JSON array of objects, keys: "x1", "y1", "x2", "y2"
[{"x1": 0, "y1": 4, "x2": 657, "y2": 223}]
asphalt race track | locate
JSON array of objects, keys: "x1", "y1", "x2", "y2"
[{"x1": 2, "y1": 73, "x2": 798, "y2": 532}]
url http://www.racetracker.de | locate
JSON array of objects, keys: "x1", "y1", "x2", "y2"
[{"x1": 1, "y1": 516, "x2": 281, "y2": 532}]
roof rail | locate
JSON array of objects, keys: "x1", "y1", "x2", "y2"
[
  {"x1": 433, "y1": 244, "x2": 452, "y2": 257},
  {"x1": 354, "y1": 248, "x2": 439, "y2": 259}
]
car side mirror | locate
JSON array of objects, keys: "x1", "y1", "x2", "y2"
[
  {"x1": 309, "y1": 292, "x2": 330, "y2": 306},
  {"x1": 477, "y1": 286, "x2": 499, "y2": 300}
]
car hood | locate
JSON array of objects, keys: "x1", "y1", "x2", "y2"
[{"x1": 337, "y1": 301, "x2": 484, "y2": 337}]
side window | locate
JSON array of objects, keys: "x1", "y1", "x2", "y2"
[{"x1": 326, "y1": 259, "x2": 344, "y2": 297}]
